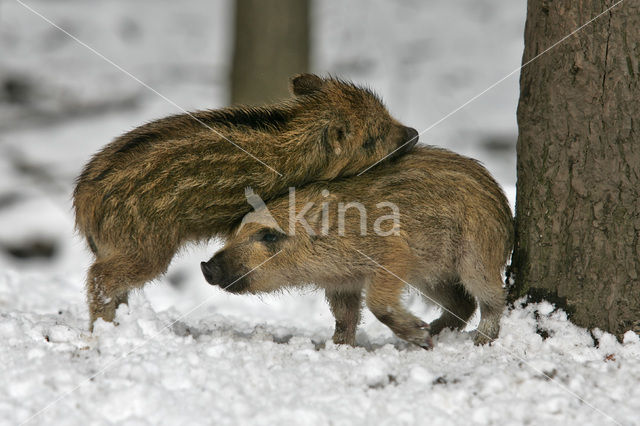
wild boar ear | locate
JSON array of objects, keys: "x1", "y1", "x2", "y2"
[
  {"x1": 290, "y1": 73, "x2": 324, "y2": 96},
  {"x1": 321, "y1": 123, "x2": 346, "y2": 156}
]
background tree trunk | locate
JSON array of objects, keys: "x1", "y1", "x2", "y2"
[
  {"x1": 510, "y1": 0, "x2": 640, "y2": 338},
  {"x1": 230, "y1": 0, "x2": 310, "y2": 105}
]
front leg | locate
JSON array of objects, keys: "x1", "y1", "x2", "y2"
[{"x1": 325, "y1": 289, "x2": 362, "y2": 346}]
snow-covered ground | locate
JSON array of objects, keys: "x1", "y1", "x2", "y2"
[
  {"x1": 4, "y1": 275, "x2": 640, "y2": 426},
  {"x1": 1, "y1": 0, "x2": 638, "y2": 425}
]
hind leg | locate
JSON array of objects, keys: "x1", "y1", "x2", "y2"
[
  {"x1": 426, "y1": 279, "x2": 477, "y2": 336},
  {"x1": 458, "y1": 272, "x2": 505, "y2": 345},
  {"x1": 87, "y1": 252, "x2": 168, "y2": 331},
  {"x1": 472, "y1": 285, "x2": 504, "y2": 346},
  {"x1": 87, "y1": 255, "x2": 139, "y2": 329}
]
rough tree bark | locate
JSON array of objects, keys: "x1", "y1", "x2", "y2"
[
  {"x1": 231, "y1": 0, "x2": 310, "y2": 105},
  {"x1": 511, "y1": 0, "x2": 640, "y2": 338}
]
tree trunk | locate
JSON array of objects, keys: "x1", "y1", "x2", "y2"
[
  {"x1": 230, "y1": 0, "x2": 310, "y2": 105},
  {"x1": 511, "y1": 0, "x2": 640, "y2": 339}
]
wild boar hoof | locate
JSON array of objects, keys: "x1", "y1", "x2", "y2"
[
  {"x1": 415, "y1": 321, "x2": 433, "y2": 349},
  {"x1": 473, "y1": 332, "x2": 494, "y2": 346},
  {"x1": 419, "y1": 335, "x2": 434, "y2": 350}
]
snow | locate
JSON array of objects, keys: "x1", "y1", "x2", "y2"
[
  {"x1": 0, "y1": 0, "x2": 637, "y2": 425},
  {"x1": 3, "y1": 276, "x2": 639, "y2": 425}
]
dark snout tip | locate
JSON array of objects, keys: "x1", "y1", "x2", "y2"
[
  {"x1": 389, "y1": 127, "x2": 419, "y2": 161},
  {"x1": 405, "y1": 127, "x2": 419, "y2": 147},
  {"x1": 201, "y1": 261, "x2": 214, "y2": 284}
]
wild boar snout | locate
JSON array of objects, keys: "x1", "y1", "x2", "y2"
[
  {"x1": 388, "y1": 126, "x2": 419, "y2": 160},
  {"x1": 200, "y1": 260, "x2": 222, "y2": 285},
  {"x1": 201, "y1": 250, "x2": 250, "y2": 293},
  {"x1": 403, "y1": 127, "x2": 419, "y2": 148}
]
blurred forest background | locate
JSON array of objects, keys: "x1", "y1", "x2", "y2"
[{"x1": 0, "y1": 0, "x2": 524, "y2": 317}]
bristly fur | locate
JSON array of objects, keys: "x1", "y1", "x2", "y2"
[
  {"x1": 74, "y1": 73, "x2": 419, "y2": 329},
  {"x1": 114, "y1": 106, "x2": 296, "y2": 156},
  {"x1": 204, "y1": 145, "x2": 514, "y2": 348}
]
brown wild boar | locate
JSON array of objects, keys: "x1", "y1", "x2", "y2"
[
  {"x1": 200, "y1": 146, "x2": 513, "y2": 347},
  {"x1": 74, "y1": 73, "x2": 418, "y2": 329}
]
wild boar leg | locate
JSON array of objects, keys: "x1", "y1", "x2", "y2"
[
  {"x1": 426, "y1": 279, "x2": 477, "y2": 335},
  {"x1": 325, "y1": 289, "x2": 362, "y2": 346},
  {"x1": 459, "y1": 272, "x2": 505, "y2": 345},
  {"x1": 86, "y1": 252, "x2": 169, "y2": 331},
  {"x1": 365, "y1": 272, "x2": 433, "y2": 349}
]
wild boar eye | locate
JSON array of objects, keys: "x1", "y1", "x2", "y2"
[
  {"x1": 261, "y1": 233, "x2": 280, "y2": 243},
  {"x1": 363, "y1": 137, "x2": 376, "y2": 150}
]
